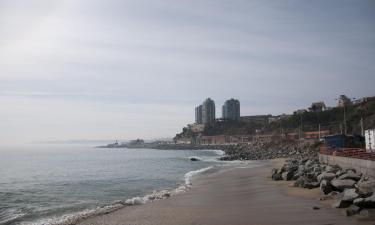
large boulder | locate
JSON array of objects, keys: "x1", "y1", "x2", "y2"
[
  {"x1": 342, "y1": 189, "x2": 359, "y2": 202},
  {"x1": 282, "y1": 171, "x2": 294, "y2": 181},
  {"x1": 296, "y1": 165, "x2": 305, "y2": 175},
  {"x1": 333, "y1": 200, "x2": 352, "y2": 208},
  {"x1": 325, "y1": 165, "x2": 340, "y2": 173},
  {"x1": 317, "y1": 172, "x2": 336, "y2": 183},
  {"x1": 320, "y1": 179, "x2": 334, "y2": 195},
  {"x1": 305, "y1": 159, "x2": 313, "y2": 167},
  {"x1": 338, "y1": 171, "x2": 361, "y2": 182},
  {"x1": 189, "y1": 157, "x2": 200, "y2": 161},
  {"x1": 271, "y1": 168, "x2": 278, "y2": 177},
  {"x1": 353, "y1": 198, "x2": 365, "y2": 207},
  {"x1": 331, "y1": 179, "x2": 356, "y2": 192},
  {"x1": 357, "y1": 179, "x2": 375, "y2": 197},
  {"x1": 272, "y1": 172, "x2": 283, "y2": 181},
  {"x1": 345, "y1": 205, "x2": 361, "y2": 216},
  {"x1": 313, "y1": 165, "x2": 323, "y2": 174},
  {"x1": 294, "y1": 176, "x2": 307, "y2": 188},
  {"x1": 306, "y1": 173, "x2": 318, "y2": 182},
  {"x1": 362, "y1": 193, "x2": 375, "y2": 208}
]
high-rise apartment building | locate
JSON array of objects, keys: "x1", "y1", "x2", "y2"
[
  {"x1": 202, "y1": 98, "x2": 216, "y2": 124},
  {"x1": 222, "y1": 98, "x2": 240, "y2": 121},
  {"x1": 195, "y1": 105, "x2": 203, "y2": 124}
]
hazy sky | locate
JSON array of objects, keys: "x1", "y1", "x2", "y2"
[{"x1": 1, "y1": 0, "x2": 374, "y2": 144}]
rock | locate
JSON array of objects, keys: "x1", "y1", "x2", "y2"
[
  {"x1": 272, "y1": 172, "x2": 283, "y2": 181},
  {"x1": 345, "y1": 168, "x2": 357, "y2": 174},
  {"x1": 357, "y1": 179, "x2": 375, "y2": 196},
  {"x1": 313, "y1": 166, "x2": 322, "y2": 174},
  {"x1": 358, "y1": 209, "x2": 370, "y2": 219},
  {"x1": 305, "y1": 159, "x2": 313, "y2": 167},
  {"x1": 345, "y1": 205, "x2": 361, "y2": 216},
  {"x1": 297, "y1": 165, "x2": 305, "y2": 175},
  {"x1": 317, "y1": 172, "x2": 336, "y2": 183},
  {"x1": 331, "y1": 179, "x2": 356, "y2": 192},
  {"x1": 362, "y1": 193, "x2": 375, "y2": 208},
  {"x1": 294, "y1": 176, "x2": 307, "y2": 187},
  {"x1": 338, "y1": 171, "x2": 361, "y2": 182},
  {"x1": 325, "y1": 165, "x2": 335, "y2": 173},
  {"x1": 320, "y1": 179, "x2": 334, "y2": 195},
  {"x1": 342, "y1": 189, "x2": 359, "y2": 202},
  {"x1": 189, "y1": 157, "x2": 200, "y2": 161},
  {"x1": 336, "y1": 170, "x2": 345, "y2": 177},
  {"x1": 353, "y1": 198, "x2": 365, "y2": 207},
  {"x1": 333, "y1": 200, "x2": 352, "y2": 208},
  {"x1": 306, "y1": 173, "x2": 317, "y2": 182},
  {"x1": 292, "y1": 173, "x2": 300, "y2": 181},
  {"x1": 304, "y1": 181, "x2": 320, "y2": 189},
  {"x1": 282, "y1": 171, "x2": 294, "y2": 181},
  {"x1": 271, "y1": 168, "x2": 278, "y2": 176}
]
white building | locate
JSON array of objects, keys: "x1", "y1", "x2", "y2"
[{"x1": 365, "y1": 129, "x2": 375, "y2": 152}]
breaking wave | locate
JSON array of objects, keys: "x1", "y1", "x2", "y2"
[{"x1": 21, "y1": 166, "x2": 214, "y2": 225}]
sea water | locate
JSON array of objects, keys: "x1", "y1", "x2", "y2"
[{"x1": 0, "y1": 145, "x2": 225, "y2": 225}]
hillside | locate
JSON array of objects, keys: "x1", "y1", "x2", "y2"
[{"x1": 175, "y1": 96, "x2": 375, "y2": 140}]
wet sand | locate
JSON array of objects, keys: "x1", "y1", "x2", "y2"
[{"x1": 78, "y1": 161, "x2": 372, "y2": 225}]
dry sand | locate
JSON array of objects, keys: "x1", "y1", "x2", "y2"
[{"x1": 78, "y1": 161, "x2": 374, "y2": 225}]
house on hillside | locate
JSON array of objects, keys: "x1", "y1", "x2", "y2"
[{"x1": 309, "y1": 101, "x2": 326, "y2": 112}]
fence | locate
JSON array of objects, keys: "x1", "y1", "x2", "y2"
[{"x1": 320, "y1": 146, "x2": 375, "y2": 161}]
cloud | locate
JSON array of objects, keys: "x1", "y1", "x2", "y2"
[{"x1": 0, "y1": 0, "x2": 374, "y2": 144}]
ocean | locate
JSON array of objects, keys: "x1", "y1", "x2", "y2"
[{"x1": 0, "y1": 145, "x2": 225, "y2": 225}]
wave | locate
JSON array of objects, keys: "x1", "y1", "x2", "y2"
[
  {"x1": 202, "y1": 149, "x2": 225, "y2": 156},
  {"x1": 21, "y1": 166, "x2": 214, "y2": 225},
  {"x1": 184, "y1": 166, "x2": 212, "y2": 186},
  {"x1": 0, "y1": 208, "x2": 26, "y2": 225}
]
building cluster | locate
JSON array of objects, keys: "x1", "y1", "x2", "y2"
[
  {"x1": 294, "y1": 95, "x2": 363, "y2": 115},
  {"x1": 195, "y1": 98, "x2": 240, "y2": 125},
  {"x1": 175, "y1": 94, "x2": 375, "y2": 150},
  {"x1": 193, "y1": 95, "x2": 368, "y2": 127}
]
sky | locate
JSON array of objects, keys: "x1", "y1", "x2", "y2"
[{"x1": 0, "y1": 0, "x2": 375, "y2": 145}]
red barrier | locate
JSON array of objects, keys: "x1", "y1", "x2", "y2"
[{"x1": 320, "y1": 146, "x2": 375, "y2": 161}]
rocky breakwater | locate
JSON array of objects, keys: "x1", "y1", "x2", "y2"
[
  {"x1": 220, "y1": 140, "x2": 319, "y2": 161},
  {"x1": 271, "y1": 158, "x2": 375, "y2": 218}
]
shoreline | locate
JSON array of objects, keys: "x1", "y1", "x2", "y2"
[
  {"x1": 22, "y1": 165, "x2": 221, "y2": 225},
  {"x1": 76, "y1": 160, "x2": 371, "y2": 225}
]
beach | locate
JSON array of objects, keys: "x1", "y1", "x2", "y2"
[{"x1": 77, "y1": 160, "x2": 372, "y2": 225}]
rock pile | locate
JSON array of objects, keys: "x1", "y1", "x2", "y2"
[
  {"x1": 220, "y1": 140, "x2": 319, "y2": 161},
  {"x1": 271, "y1": 158, "x2": 375, "y2": 217}
]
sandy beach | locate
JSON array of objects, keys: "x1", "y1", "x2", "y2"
[{"x1": 78, "y1": 161, "x2": 373, "y2": 225}]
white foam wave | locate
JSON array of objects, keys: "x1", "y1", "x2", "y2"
[
  {"x1": 207, "y1": 150, "x2": 225, "y2": 156},
  {"x1": 184, "y1": 166, "x2": 213, "y2": 186},
  {"x1": 22, "y1": 166, "x2": 214, "y2": 225}
]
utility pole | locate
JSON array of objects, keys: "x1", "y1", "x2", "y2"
[
  {"x1": 340, "y1": 123, "x2": 343, "y2": 135},
  {"x1": 360, "y1": 117, "x2": 364, "y2": 136},
  {"x1": 299, "y1": 114, "x2": 303, "y2": 140},
  {"x1": 318, "y1": 124, "x2": 321, "y2": 140},
  {"x1": 343, "y1": 105, "x2": 347, "y2": 135}
]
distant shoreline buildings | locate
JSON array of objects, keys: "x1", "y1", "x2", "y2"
[
  {"x1": 195, "y1": 98, "x2": 240, "y2": 125},
  {"x1": 194, "y1": 95, "x2": 367, "y2": 126}
]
